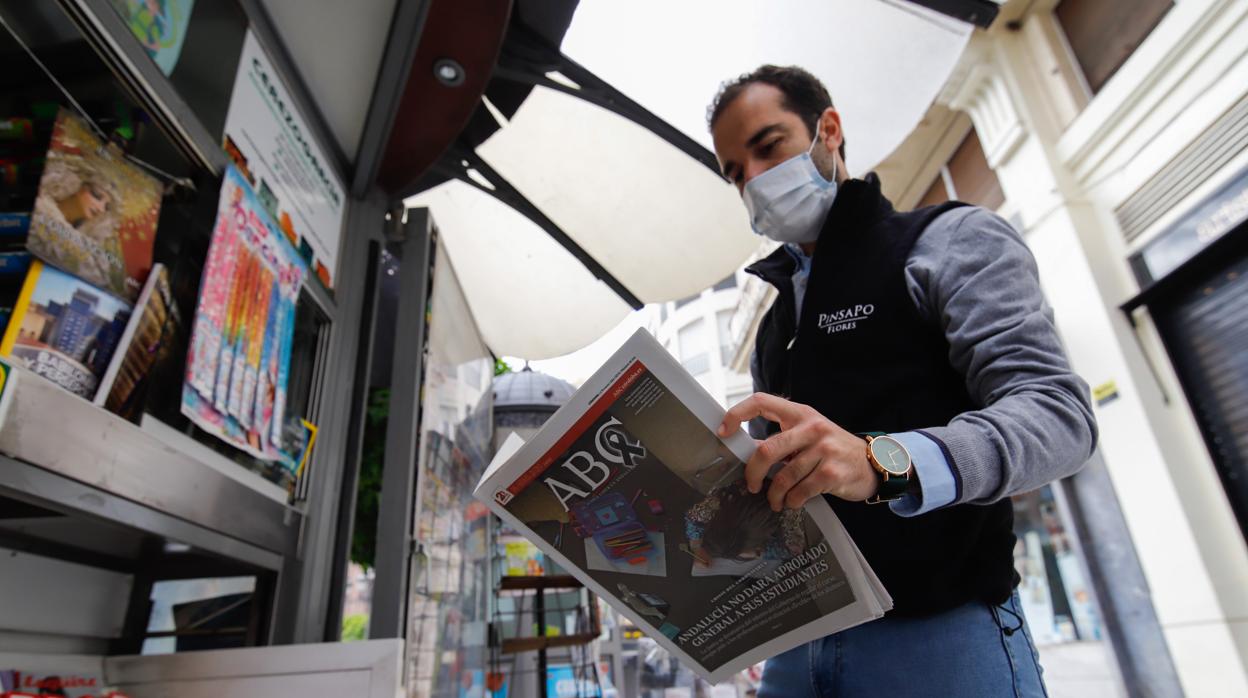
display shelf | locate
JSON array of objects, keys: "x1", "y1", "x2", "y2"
[
  {"x1": 499, "y1": 575, "x2": 583, "y2": 591},
  {"x1": 0, "y1": 366, "x2": 299, "y2": 559},
  {"x1": 501, "y1": 633, "x2": 599, "y2": 655}
]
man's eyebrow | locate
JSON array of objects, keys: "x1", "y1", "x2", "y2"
[{"x1": 746, "y1": 123, "x2": 784, "y2": 149}]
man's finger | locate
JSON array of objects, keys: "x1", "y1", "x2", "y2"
[
  {"x1": 784, "y1": 467, "x2": 834, "y2": 510},
  {"x1": 765, "y1": 446, "x2": 823, "y2": 511},
  {"x1": 718, "y1": 393, "x2": 805, "y2": 437},
  {"x1": 745, "y1": 423, "x2": 818, "y2": 493}
]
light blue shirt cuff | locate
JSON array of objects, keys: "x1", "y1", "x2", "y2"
[{"x1": 888, "y1": 431, "x2": 957, "y2": 517}]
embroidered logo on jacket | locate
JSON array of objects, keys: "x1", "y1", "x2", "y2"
[{"x1": 817, "y1": 304, "x2": 875, "y2": 334}]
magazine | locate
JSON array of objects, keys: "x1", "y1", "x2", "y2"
[
  {"x1": 0, "y1": 260, "x2": 132, "y2": 399},
  {"x1": 181, "y1": 164, "x2": 306, "y2": 469},
  {"x1": 26, "y1": 108, "x2": 162, "y2": 302},
  {"x1": 108, "y1": 0, "x2": 195, "y2": 77},
  {"x1": 475, "y1": 329, "x2": 891, "y2": 684},
  {"x1": 0, "y1": 213, "x2": 30, "y2": 248},
  {"x1": 93, "y1": 263, "x2": 180, "y2": 421},
  {"x1": 1, "y1": 667, "x2": 129, "y2": 698}
]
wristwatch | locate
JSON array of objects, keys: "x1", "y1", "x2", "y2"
[{"x1": 862, "y1": 433, "x2": 914, "y2": 505}]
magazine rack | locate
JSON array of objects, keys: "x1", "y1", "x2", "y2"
[
  {"x1": 490, "y1": 548, "x2": 603, "y2": 698},
  {"x1": 0, "y1": 366, "x2": 293, "y2": 652},
  {"x1": 0, "y1": 367, "x2": 297, "y2": 558},
  {"x1": 0, "y1": 0, "x2": 376, "y2": 659}
]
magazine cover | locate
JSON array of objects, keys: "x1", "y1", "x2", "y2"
[
  {"x1": 0, "y1": 667, "x2": 129, "y2": 698},
  {"x1": 0, "y1": 251, "x2": 32, "y2": 278},
  {"x1": 181, "y1": 165, "x2": 306, "y2": 468},
  {"x1": 0, "y1": 260, "x2": 132, "y2": 399},
  {"x1": 108, "y1": 0, "x2": 195, "y2": 76},
  {"x1": 27, "y1": 108, "x2": 162, "y2": 302},
  {"x1": 0, "y1": 213, "x2": 30, "y2": 246},
  {"x1": 93, "y1": 263, "x2": 180, "y2": 421},
  {"x1": 476, "y1": 330, "x2": 890, "y2": 684}
]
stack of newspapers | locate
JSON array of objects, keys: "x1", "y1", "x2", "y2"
[{"x1": 475, "y1": 329, "x2": 891, "y2": 683}]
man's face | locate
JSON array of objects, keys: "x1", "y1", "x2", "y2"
[{"x1": 712, "y1": 83, "x2": 819, "y2": 196}]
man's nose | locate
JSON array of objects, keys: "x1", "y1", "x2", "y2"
[{"x1": 741, "y1": 159, "x2": 770, "y2": 188}]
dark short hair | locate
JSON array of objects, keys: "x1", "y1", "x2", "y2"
[{"x1": 707, "y1": 65, "x2": 845, "y2": 160}]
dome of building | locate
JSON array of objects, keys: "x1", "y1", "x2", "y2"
[{"x1": 492, "y1": 366, "x2": 576, "y2": 413}]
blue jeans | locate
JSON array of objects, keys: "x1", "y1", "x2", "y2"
[{"x1": 759, "y1": 591, "x2": 1047, "y2": 697}]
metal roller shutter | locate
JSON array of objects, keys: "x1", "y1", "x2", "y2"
[{"x1": 1154, "y1": 250, "x2": 1248, "y2": 540}]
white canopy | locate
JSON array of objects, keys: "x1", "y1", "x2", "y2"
[{"x1": 406, "y1": 0, "x2": 972, "y2": 359}]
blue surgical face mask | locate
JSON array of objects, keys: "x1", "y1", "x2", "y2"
[{"x1": 741, "y1": 126, "x2": 838, "y2": 245}]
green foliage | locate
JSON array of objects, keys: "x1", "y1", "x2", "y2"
[
  {"x1": 350, "y1": 387, "x2": 389, "y2": 570},
  {"x1": 341, "y1": 613, "x2": 368, "y2": 642},
  {"x1": 494, "y1": 358, "x2": 513, "y2": 377}
]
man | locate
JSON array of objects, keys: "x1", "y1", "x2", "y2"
[{"x1": 708, "y1": 65, "x2": 1097, "y2": 696}]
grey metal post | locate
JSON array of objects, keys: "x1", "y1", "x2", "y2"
[
  {"x1": 1058, "y1": 449, "x2": 1184, "y2": 697},
  {"x1": 369, "y1": 209, "x2": 434, "y2": 640},
  {"x1": 323, "y1": 235, "x2": 384, "y2": 641},
  {"x1": 269, "y1": 191, "x2": 386, "y2": 644}
]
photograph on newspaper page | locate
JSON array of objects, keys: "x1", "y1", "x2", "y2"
[{"x1": 476, "y1": 329, "x2": 890, "y2": 683}]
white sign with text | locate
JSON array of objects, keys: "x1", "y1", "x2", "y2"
[{"x1": 223, "y1": 30, "x2": 345, "y2": 288}]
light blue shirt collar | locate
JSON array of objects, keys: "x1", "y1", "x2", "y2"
[{"x1": 784, "y1": 244, "x2": 813, "y2": 319}]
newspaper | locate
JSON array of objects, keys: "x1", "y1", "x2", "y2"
[{"x1": 475, "y1": 329, "x2": 891, "y2": 683}]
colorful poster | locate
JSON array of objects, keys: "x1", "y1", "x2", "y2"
[
  {"x1": 27, "y1": 108, "x2": 162, "y2": 302},
  {"x1": 222, "y1": 30, "x2": 345, "y2": 289},
  {"x1": 0, "y1": 260, "x2": 133, "y2": 399},
  {"x1": 109, "y1": 0, "x2": 195, "y2": 76},
  {"x1": 182, "y1": 165, "x2": 305, "y2": 468}
]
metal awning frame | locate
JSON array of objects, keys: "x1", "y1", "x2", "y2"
[{"x1": 411, "y1": 19, "x2": 729, "y2": 312}]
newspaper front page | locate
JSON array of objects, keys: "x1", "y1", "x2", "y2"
[{"x1": 475, "y1": 329, "x2": 891, "y2": 683}]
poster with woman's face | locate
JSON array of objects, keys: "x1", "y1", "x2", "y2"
[{"x1": 28, "y1": 109, "x2": 162, "y2": 301}]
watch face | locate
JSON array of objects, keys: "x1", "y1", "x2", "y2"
[{"x1": 870, "y1": 436, "x2": 911, "y2": 475}]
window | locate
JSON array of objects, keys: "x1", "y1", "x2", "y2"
[
  {"x1": 674, "y1": 293, "x2": 699, "y2": 310},
  {"x1": 1012, "y1": 486, "x2": 1107, "y2": 645},
  {"x1": 712, "y1": 274, "x2": 737, "y2": 292},
  {"x1": 910, "y1": 130, "x2": 1002, "y2": 211},
  {"x1": 916, "y1": 174, "x2": 950, "y2": 208},
  {"x1": 947, "y1": 130, "x2": 1005, "y2": 211},
  {"x1": 716, "y1": 311, "x2": 734, "y2": 366},
  {"x1": 678, "y1": 318, "x2": 708, "y2": 376},
  {"x1": 142, "y1": 576, "x2": 259, "y2": 654},
  {"x1": 725, "y1": 390, "x2": 752, "y2": 408},
  {"x1": 1056, "y1": 0, "x2": 1173, "y2": 95}
]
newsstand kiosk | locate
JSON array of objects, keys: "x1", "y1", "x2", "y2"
[{"x1": 0, "y1": 1, "x2": 412, "y2": 694}]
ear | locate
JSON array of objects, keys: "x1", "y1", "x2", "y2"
[{"x1": 816, "y1": 108, "x2": 843, "y2": 154}]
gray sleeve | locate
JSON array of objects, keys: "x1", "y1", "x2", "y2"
[{"x1": 904, "y1": 207, "x2": 1098, "y2": 504}]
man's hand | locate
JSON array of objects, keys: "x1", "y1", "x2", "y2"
[{"x1": 717, "y1": 393, "x2": 877, "y2": 511}]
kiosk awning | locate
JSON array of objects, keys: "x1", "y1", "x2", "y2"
[{"x1": 404, "y1": 0, "x2": 975, "y2": 359}]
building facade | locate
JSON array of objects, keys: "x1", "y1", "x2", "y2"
[
  {"x1": 651, "y1": 275, "x2": 754, "y2": 409},
  {"x1": 727, "y1": 0, "x2": 1248, "y2": 694}
]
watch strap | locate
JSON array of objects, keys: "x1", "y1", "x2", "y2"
[{"x1": 873, "y1": 473, "x2": 911, "y2": 501}]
